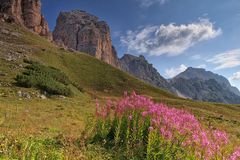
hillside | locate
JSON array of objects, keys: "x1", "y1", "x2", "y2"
[{"x1": 0, "y1": 22, "x2": 240, "y2": 159}]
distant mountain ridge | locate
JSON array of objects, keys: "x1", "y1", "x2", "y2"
[
  {"x1": 170, "y1": 67, "x2": 240, "y2": 104},
  {"x1": 120, "y1": 54, "x2": 175, "y2": 93},
  {"x1": 175, "y1": 67, "x2": 240, "y2": 96}
]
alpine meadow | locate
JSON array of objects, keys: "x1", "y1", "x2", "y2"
[{"x1": 0, "y1": 0, "x2": 240, "y2": 159}]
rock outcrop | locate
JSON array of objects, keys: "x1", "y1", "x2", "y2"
[
  {"x1": 0, "y1": 0, "x2": 51, "y2": 39},
  {"x1": 170, "y1": 67, "x2": 240, "y2": 104},
  {"x1": 120, "y1": 54, "x2": 176, "y2": 93},
  {"x1": 53, "y1": 10, "x2": 120, "y2": 67}
]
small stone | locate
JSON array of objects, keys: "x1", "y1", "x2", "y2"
[
  {"x1": 17, "y1": 91, "x2": 31, "y2": 99},
  {"x1": 0, "y1": 28, "x2": 10, "y2": 35},
  {"x1": 17, "y1": 91, "x2": 22, "y2": 97},
  {"x1": 10, "y1": 32, "x2": 21, "y2": 37},
  {"x1": 59, "y1": 95, "x2": 66, "y2": 99},
  {"x1": 18, "y1": 64, "x2": 23, "y2": 68},
  {"x1": 40, "y1": 95, "x2": 47, "y2": 99},
  {"x1": 67, "y1": 48, "x2": 75, "y2": 52},
  {"x1": 22, "y1": 93, "x2": 31, "y2": 99},
  {"x1": 104, "y1": 89, "x2": 109, "y2": 93}
]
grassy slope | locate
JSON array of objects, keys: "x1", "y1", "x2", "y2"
[{"x1": 0, "y1": 22, "x2": 240, "y2": 158}]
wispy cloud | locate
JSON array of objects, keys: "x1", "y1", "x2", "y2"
[
  {"x1": 191, "y1": 54, "x2": 202, "y2": 60},
  {"x1": 112, "y1": 31, "x2": 121, "y2": 38},
  {"x1": 197, "y1": 64, "x2": 207, "y2": 68},
  {"x1": 121, "y1": 18, "x2": 222, "y2": 56},
  {"x1": 229, "y1": 71, "x2": 240, "y2": 81},
  {"x1": 137, "y1": 0, "x2": 168, "y2": 7},
  {"x1": 165, "y1": 64, "x2": 187, "y2": 78},
  {"x1": 207, "y1": 49, "x2": 240, "y2": 70}
]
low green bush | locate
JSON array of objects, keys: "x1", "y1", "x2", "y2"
[{"x1": 15, "y1": 61, "x2": 73, "y2": 96}]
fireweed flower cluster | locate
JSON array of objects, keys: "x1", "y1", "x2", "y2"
[
  {"x1": 93, "y1": 91, "x2": 239, "y2": 160},
  {"x1": 230, "y1": 148, "x2": 240, "y2": 160}
]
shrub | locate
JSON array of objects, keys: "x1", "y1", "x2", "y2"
[
  {"x1": 15, "y1": 61, "x2": 73, "y2": 96},
  {"x1": 90, "y1": 92, "x2": 240, "y2": 160}
]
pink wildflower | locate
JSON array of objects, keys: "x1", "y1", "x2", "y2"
[
  {"x1": 128, "y1": 115, "x2": 133, "y2": 120},
  {"x1": 229, "y1": 148, "x2": 240, "y2": 160},
  {"x1": 213, "y1": 130, "x2": 228, "y2": 144},
  {"x1": 96, "y1": 92, "x2": 239, "y2": 159},
  {"x1": 148, "y1": 126, "x2": 154, "y2": 131},
  {"x1": 141, "y1": 111, "x2": 148, "y2": 117}
]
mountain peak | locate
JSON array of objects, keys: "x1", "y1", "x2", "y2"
[
  {"x1": 175, "y1": 67, "x2": 220, "y2": 81},
  {"x1": 186, "y1": 67, "x2": 206, "y2": 72},
  {"x1": 59, "y1": 10, "x2": 99, "y2": 22},
  {"x1": 53, "y1": 10, "x2": 120, "y2": 68},
  {"x1": 121, "y1": 54, "x2": 146, "y2": 62},
  {"x1": 139, "y1": 55, "x2": 146, "y2": 60},
  {"x1": 171, "y1": 66, "x2": 240, "y2": 103}
]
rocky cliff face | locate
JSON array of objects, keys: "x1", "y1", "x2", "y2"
[
  {"x1": 170, "y1": 67, "x2": 240, "y2": 104},
  {"x1": 120, "y1": 54, "x2": 175, "y2": 93},
  {"x1": 0, "y1": 0, "x2": 51, "y2": 39},
  {"x1": 53, "y1": 10, "x2": 120, "y2": 67}
]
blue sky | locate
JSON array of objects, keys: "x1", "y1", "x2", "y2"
[{"x1": 41, "y1": 0, "x2": 240, "y2": 89}]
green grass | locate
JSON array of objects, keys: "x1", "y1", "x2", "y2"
[
  {"x1": 0, "y1": 134, "x2": 65, "y2": 160},
  {"x1": 0, "y1": 22, "x2": 240, "y2": 159}
]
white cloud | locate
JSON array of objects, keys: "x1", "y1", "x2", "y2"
[
  {"x1": 165, "y1": 64, "x2": 187, "y2": 78},
  {"x1": 137, "y1": 0, "x2": 168, "y2": 7},
  {"x1": 229, "y1": 71, "x2": 240, "y2": 81},
  {"x1": 197, "y1": 64, "x2": 207, "y2": 68},
  {"x1": 121, "y1": 18, "x2": 222, "y2": 56},
  {"x1": 191, "y1": 54, "x2": 202, "y2": 60},
  {"x1": 207, "y1": 49, "x2": 240, "y2": 70}
]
